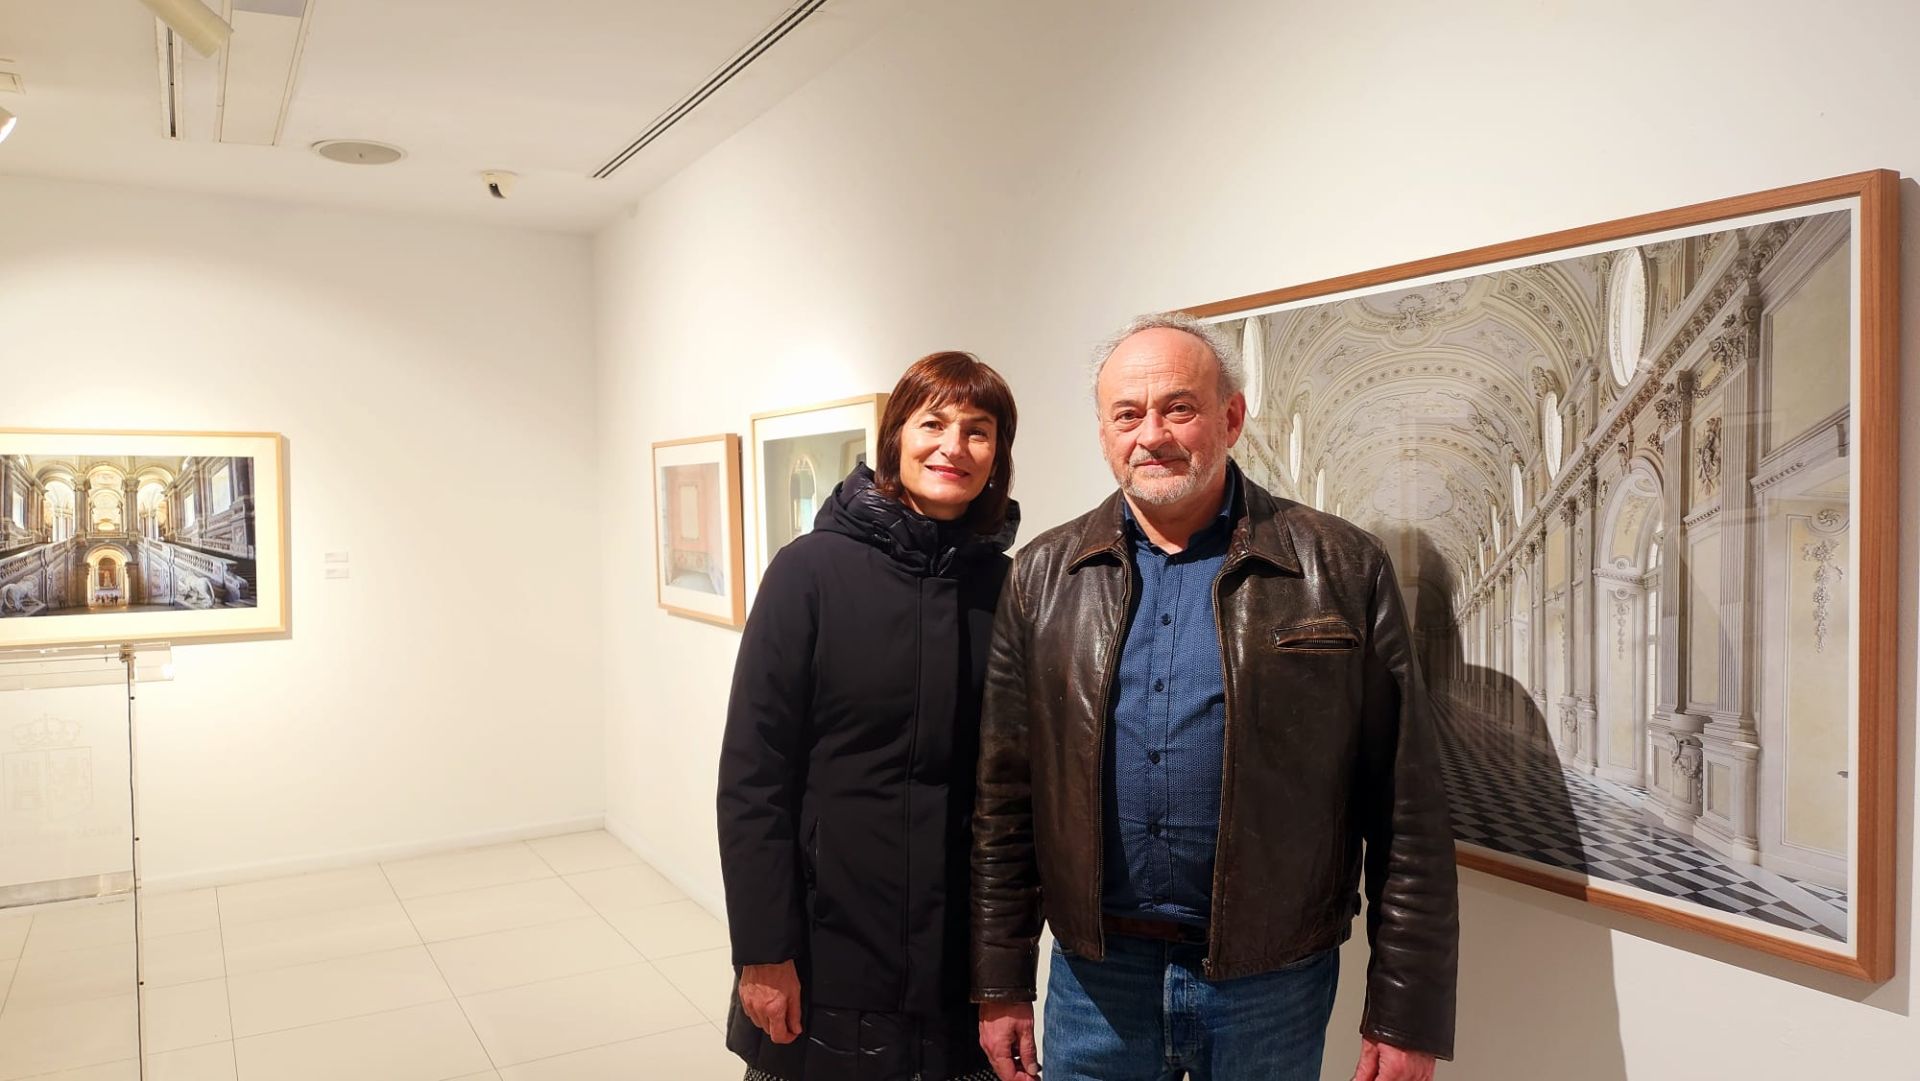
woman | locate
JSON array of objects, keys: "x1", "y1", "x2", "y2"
[{"x1": 717, "y1": 352, "x2": 1018, "y2": 1081}]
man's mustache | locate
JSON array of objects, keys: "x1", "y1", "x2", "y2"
[{"x1": 1130, "y1": 448, "x2": 1192, "y2": 466}]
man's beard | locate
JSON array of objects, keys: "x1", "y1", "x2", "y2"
[{"x1": 1121, "y1": 446, "x2": 1221, "y2": 506}]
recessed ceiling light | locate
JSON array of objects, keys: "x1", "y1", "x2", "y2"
[
  {"x1": 0, "y1": 72, "x2": 23, "y2": 94},
  {"x1": 311, "y1": 139, "x2": 405, "y2": 165},
  {"x1": 0, "y1": 107, "x2": 16, "y2": 145}
]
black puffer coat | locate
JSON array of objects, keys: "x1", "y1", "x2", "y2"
[{"x1": 718, "y1": 465, "x2": 1016, "y2": 1081}]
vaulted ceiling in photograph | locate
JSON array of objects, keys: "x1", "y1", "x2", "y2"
[{"x1": 1240, "y1": 256, "x2": 1608, "y2": 605}]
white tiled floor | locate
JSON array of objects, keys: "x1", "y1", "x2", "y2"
[{"x1": 0, "y1": 831, "x2": 743, "y2": 1080}]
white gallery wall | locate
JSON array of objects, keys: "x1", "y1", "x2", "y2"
[
  {"x1": 596, "y1": 0, "x2": 1920, "y2": 1076},
  {"x1": 0, "y1": 175, "x2": 605, "y2": 886}
]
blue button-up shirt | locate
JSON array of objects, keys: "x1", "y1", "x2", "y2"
[{"x1": 1101, "y1": 468, "x2": 1239, "y2": 927}]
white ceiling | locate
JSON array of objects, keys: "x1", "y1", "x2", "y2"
[{"x1": 0, "y1": 1, "x2": 896, "y2": 233}]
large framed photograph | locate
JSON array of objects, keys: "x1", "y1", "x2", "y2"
[
  {"x1": 1186, "y1": 171, "x2": 1898, "y2": 979},
  {"x1": 0, "y1": 429, "x2": 290, "y2": 649},
  {"x1": 651, "y1": 433, "x2": 746, "y2": 628},
  {"x1": 750, "y1": 394, "x2": 888, "y2": 579}
]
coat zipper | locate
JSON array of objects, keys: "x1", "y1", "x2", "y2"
[
  {"x1": 901, "y1": 579, "x2": 924, "y2": 1015},
  {"x1": 1202, "y1": 542, "x2": 1248, "y2": 978}
]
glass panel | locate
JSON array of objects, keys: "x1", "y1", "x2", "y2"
[{"x1": 0, "y1": 646, "x2": 140, "y2": 1079}]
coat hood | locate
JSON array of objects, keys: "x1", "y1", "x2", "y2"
[{"x1": 812, "y1": 464, "x2": 1018, "y2": 577}]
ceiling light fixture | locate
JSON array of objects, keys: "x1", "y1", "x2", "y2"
[
  {"x1": 136, "y1": 0, "x2": 232, "y2": 58},
  {"x1": 0, "y1": 106, "x2": 15, "y2": 145}
]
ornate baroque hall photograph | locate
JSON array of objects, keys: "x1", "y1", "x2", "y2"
[
  {"x1": 2, "y1": 2, "x2": 1918, "y2": 1079},
  {"x1": 1215, "y1": 209, "x2": 1857, "y2": 945}
]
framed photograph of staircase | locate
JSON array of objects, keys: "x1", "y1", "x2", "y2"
[
  {"x1": 1182, "y1": 171, "x2": 1899, "y2": 980},
  {"x1": 0, "y1": 429, "x2": 290, "y2": 649}
]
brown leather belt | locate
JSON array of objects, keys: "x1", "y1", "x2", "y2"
[{"x1": 1101, "y1": 914, "x2": 1208, "y2": 945}]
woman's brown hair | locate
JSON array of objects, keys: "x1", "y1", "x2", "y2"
[{"x1": 872, "y1": 351, "x2": 1017, "y2": 534}]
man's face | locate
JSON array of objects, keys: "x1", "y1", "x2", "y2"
[{"x1": 1095, "y1": 327, "x2": 1246, "y2": 508}]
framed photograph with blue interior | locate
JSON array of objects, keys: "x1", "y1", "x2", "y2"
[
  {"x1": 1181, "y1": 170, "x2": 1898, "y2": 980},
  {"x1": 748, "y1": 393, "x2": 889, "y2": 586}
]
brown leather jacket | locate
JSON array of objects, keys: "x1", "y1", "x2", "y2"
[{"x1": 970, "y1": 468, "x2": 1459, "y2": 1059}]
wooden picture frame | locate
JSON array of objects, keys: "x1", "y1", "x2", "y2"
[
  {"x1": 749, "y1": 394, "x2": 889, "y2": 583},
  {"x1": 1184, "y1": 171, "x2": 1898, "y2": 980},
  {"x1": 0, "y1": 428, "x2": 291, "y2": 649},
  {"x1": 651, "y1": 433, "x2": 747, "y2": 628}
]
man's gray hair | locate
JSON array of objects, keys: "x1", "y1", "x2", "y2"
[{"x1": 1089, "y1": 311, "x2": 1245, "y2": 401}]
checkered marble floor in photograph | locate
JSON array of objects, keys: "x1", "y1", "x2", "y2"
[{"x1": 1432, "y1": 697, "x2": 1847, "y2": 941}]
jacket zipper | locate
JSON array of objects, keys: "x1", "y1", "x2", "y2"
[
  {"x1": 1089, "y1": 546, "x2": 1132, "y2": 960},
  {"x1": 902, "y1": 580, "x2": 923, "y2": 1015},
  {"x1": 1202, "y1": 542, "x2": 1248, "y2": 978}
]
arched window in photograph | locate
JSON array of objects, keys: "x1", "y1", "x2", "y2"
[
  {"x1": 1543, "y1": 391, "x2": 1564, "y2": 479},
  {"x1": 138, "y1": 483, "x2": 168, "y2": 538},
  {"x1": 1490, "y1": 503, "x2": 1502, "y2": 550},
  {"x1": 1644, "y1": 540, "x2": 1662, "y2": 722},
  {"x1": 788, "y1": 457, "x2": 817, "y2": 543},
  {"x1": 211, "y1": 464, "x2": 233, "y2": 515},
  {"x1": 1289, "y1": 412, "x2": 1303, "y2": 485},
  {"x1": 1608, "y1": 248, "x2": 1649, "y2": 387},
  {"x1": 1313, "y1": 467, "x2": 1326, "y2": 510},
  {"x1": 44, "y1": 482, "x2": 74, "y2": 542},
  {"x1": 1511, "y1": 461, "x2": 1526, "y2": 526},
  {"x1": 1240, "y1": 316, "x2": 1265, "y2": 419}
]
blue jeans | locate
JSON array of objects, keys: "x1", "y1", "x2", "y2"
[{"x1": 1043, "y1": 935, "x2": 1338, "y2": 1081}]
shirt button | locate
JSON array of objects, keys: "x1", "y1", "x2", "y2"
[
  {"x1": 1147, "y1": 822, "x2": 1162, "y2": 837},
  {"x1": 1149, "y1": 751, "x2": 1161, "y2": 764},
  {"x1": 1161, "y1": 614, "x2": 1171, "y2": 626},
  {"x1": 1153, "y1": 679, "x2": 1165, "y2": 692}
]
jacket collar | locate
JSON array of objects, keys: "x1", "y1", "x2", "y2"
[
  {"x1": 815, "y1": 464, "x2": 1019, "y2": 577},
  {"x1": 1067, "y1": 461, "x2": 1300, "y2": 575}
]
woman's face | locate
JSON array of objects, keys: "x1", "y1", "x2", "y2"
[{"x1": 897, "y1": 400, "x2": 998, "y2": 521}]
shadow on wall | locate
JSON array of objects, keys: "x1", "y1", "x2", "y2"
[{"x1": 1316, "y1": 526, "x2": 1627, "y2": 1080}]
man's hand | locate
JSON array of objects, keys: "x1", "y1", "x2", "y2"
[
  {"x1": 978, "y1": 1002, "x2": 1040, "y2": 1081},
  {"x1": 739, "y1": 960, "x2": 804, "y2": 1044},
  {"x1": 1351, "y1": 1036, "x2": 1436, "y2": 1081}
]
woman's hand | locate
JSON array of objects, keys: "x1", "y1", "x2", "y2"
[{"x1": 739, "y1": 960, "x2": 805, "y2": 1044}]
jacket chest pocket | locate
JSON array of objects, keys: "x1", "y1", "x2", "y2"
[{"x1": 1268, "y1": 616, "x2": 1361, "y2": 654}]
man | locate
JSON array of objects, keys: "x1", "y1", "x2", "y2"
[{"x1": 971, "y1": 313, "x2": 1458, "y2": 1081}]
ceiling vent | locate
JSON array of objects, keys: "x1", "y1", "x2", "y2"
[{"x1": 592, "y1": 0, "x2": 829, "y2": 179}]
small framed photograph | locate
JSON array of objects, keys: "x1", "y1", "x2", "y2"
[
  {"x1": 651, "y1": 433, "x2": 746, "y2": 628},
  {"x1": 750, "y1": 394, "x2": 888, "y2": 580},
  {"x1": 0, "y1": 428, "x2": 290, "y2": 649}
]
